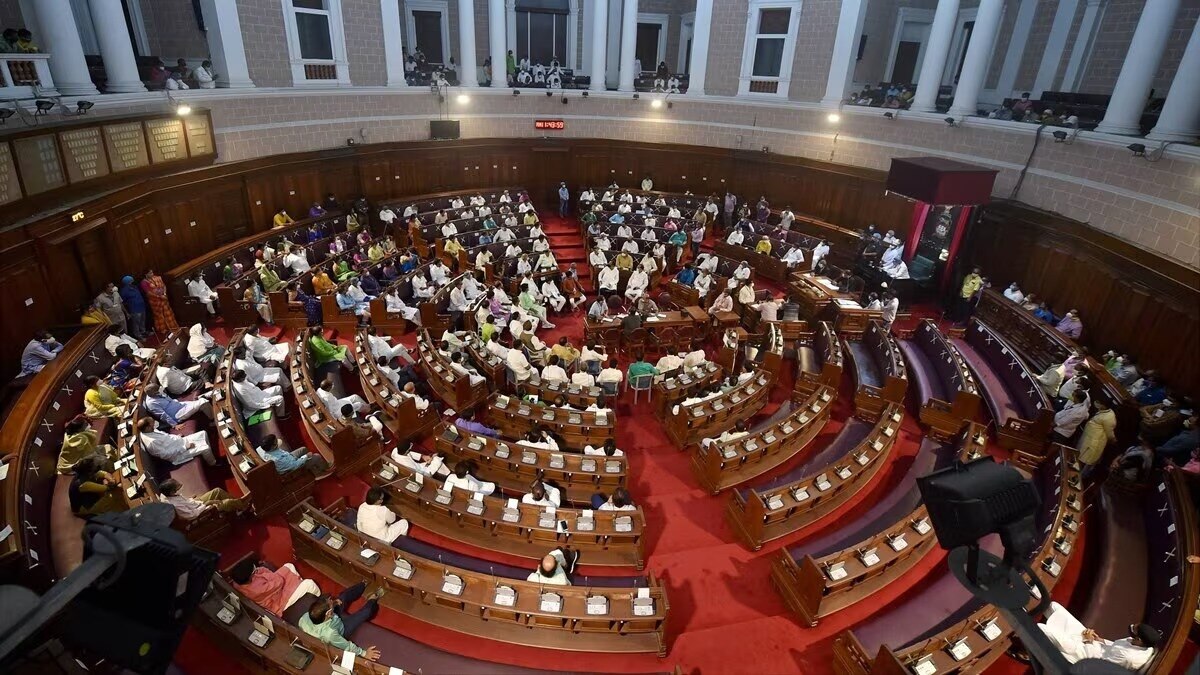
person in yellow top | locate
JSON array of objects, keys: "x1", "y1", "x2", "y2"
[
  {"x1": 615, "y1": 251, "x2": 634, "y2": 271},
  {"x1": 550, "y1": 337, "x2": 580, "y2": 368},
  {"x1": 81, "y1": 302, "x2": 111, "y2": 326},
  {"x1": 272, "y1": 209, "x2": 295, "y2": 229},
  {"x1": 367, "y1": 242, "x2": 386, "y2": 263},
  {"x1": 83, "y1": 375, "x2": 125, "y2": 418},
  {"x1": 523, "y1": 211, "x2": 539, "y2": 226},
  {"x1": 443, "y1": 237, "x2": 463, "y2": 260},
  {"x1": 754, "y1": 236, "x2": 773, "y2": 255},
  {"x1": 312, "y1": 270, "x2": 337, "y2": 295},
  {"x1": 956, "y1": 266, "x2": 983, "y2": 321},
  {"x1": 58, "y1": 415, "x2": 119, "y2": 474},
  {"x1": 1076, "y1": 399, "x2": 1117, "y2": 481}
]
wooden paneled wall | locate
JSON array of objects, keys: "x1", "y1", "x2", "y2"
[
  {"x1": 1, "y1": 138, "x2": 1194, "y2": 395},
  {"x1": 965, "y1": 201, "x2": 1199, "y2": 397}
]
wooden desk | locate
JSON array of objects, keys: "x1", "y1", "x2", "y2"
[
  {"x1": 415, "y1": 329, "x2": 489, "y2": 413},
  {"x1": 487, "y1": 394, "x2": 615, "y2": 450},
  {"x1": 909, "y1": 319, "x2": 983, "y2": 442},
  {"x1": 653, "y1": 362, "x2": 724, "y2": 419},
  {"x1": 664, "y1": 362, "x2": 776, "y2": 448},
  {"x1": 851, "y1": 320, "x2": 909, "y2": 422},
  {"x1": 291, "y1": 329, "x2": 380, "y2": 477},
  {"x1": 584, "y1": 311, "x2": 698, "y2": 352},
  {"x1": 353, "y1": 331, "x2": 439, "y2": 443},
  {"x1": 290, "y1": 500, "x2": 667, "y2": 653}
]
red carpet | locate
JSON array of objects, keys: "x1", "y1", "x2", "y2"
[{"x1": 170, "y1": 213, "x2": 1143, "y2": 675}]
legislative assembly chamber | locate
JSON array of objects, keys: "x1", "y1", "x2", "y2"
[{"x1": 0, "y1": 0, "x2": 1196, "y2": 673}]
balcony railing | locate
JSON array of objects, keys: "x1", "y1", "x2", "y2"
[{"x1": 0, "y1": 53, "x2": 56, "y2": 99}]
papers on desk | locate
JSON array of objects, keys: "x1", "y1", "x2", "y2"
[{"x1": 834, "y1": 299, "x2": 862, "y2": 309}]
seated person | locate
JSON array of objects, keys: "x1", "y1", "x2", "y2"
[
  {"x1": 257, "y1": 434, "x2": 324, "y2": 474},
  {"x1": 701, "y1": 420, "x2": 749, "y2": 448},
  {"x1": 229, "y1": 557, "x2": 321, "y2": 615},
  {"x1": 1036, "y1": 600, "x2": 1158, "y2": 669},
  {"x1": 442, "y1": 459, "x2": 497, "y2": 495},
  {"x1": 58, "y1": 415, "x2": 118, "y2": 474},
  {"x1": 522, "y1": 480, "x2": 561, "y2": 508},
  {"x1": 231, "y1": 369, "x2": 286, "y2": 418},
  {"x1": 598, "y1": 359, "x2": 624, "y2": 390},
  {"x1": 584, "y1": 438, "x2": 624, "y2": 457},
  {"x1": 317, "y1": 376, "x2": 368, "y2": 420},
  {"x1": 159, "y1": 478, "x2": 248, "y2": 520},
  {"x1": 526, "y1": 548, "x2": 577, "y2": 585},
  {"x1": 551, "y1": 337, "x2": 580, "y2": 368},
  {"x1": 541, "y1": 355, "x2": 569, "y2": 384},
  {"x1": 626, "y1": 352, "x2": 659, "y2": 383},
  {"x1": 69, "y1": 457, "x2": 127, "y2": 517},
  {"x1": 455, "y1": 409, "x2": 499, "y2": 437},
  {"x1": 143, "y1": 381, "x2": 212, "y2": 428},
  {"x1": 84, "y1": 375, "x2": 125, "y2": 418},
  {"x1": 299, "y1": 585, "x2": 385, "y2": 661},
  {"x1": 356, "y1": 487, "x2": 409, "y2": 544},
  {"x1": 597, "y1": 486, "x2": 636, "y2": 511},
  {"x1": 1111, "y1": 437, "x2": 1155, "y2": 482},
  {"x1": 136, "y1": 416, "x2": 216, "y2": 466},
  {"x1": 390, "y1": 441, "x2": 449, "y2": 478}
]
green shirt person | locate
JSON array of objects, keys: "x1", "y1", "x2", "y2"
[
  {"x1": 627, "y1": 359, "x2": 658, "y2": 381},
  {"x1": 297, "y1": 584, "x2": 384, "y2": 660},
  {"x1": 309, "y1": 332, "x2": 348, "y2": 368}
]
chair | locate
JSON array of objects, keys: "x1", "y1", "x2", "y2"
[
  {"x1": 628, "y1": 373, "x2": 654, "y2": 404},
  {"x1": 601, "y1": 380, "x2": 620, "y2": 396},
  {"x1": 624, "y1": 328, "x2": 648, "y2": 358}
]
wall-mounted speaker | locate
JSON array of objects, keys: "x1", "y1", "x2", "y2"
[{"x1": 430, "y1": 120, "x2": 461, "y2": 140}]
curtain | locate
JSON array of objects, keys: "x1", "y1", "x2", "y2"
[
  {"x1": 904, "y1": 201, "x2": 930, "y2": 260},
  {"x1": 940, "y1": 205, "x2": 973, "y2": 289}
]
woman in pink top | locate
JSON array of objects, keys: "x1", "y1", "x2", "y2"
[{"x1": 228, "y1": 557, "x2": 320, "y2": 615}]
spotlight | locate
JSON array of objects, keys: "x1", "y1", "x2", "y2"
[
  {"x1": 76, "y1": 100, "x2": 94, "y2": 114},
  {"x1": 346, "y1": 138, "x2": 356, "y2": 146},
  {"x1": 512, "y1": 88, "x2": 520, "y2": 96},
  {"x1": 456, "y1": 94, "x2": 470, "y2": 104},
  {"x1": 633, "y1": 93, "x2": 640, "y2": 100},
  {"x1": 561, "y1": 96, "x2": 568, "y2": 105},
  {"x1": 1051, "y1": 130, "x2": 1067, "y2": 142},
  {"x1": 582, "y1": 91, "x2": 589, "y2": 98},
  {"x1": 0, "y1": 108, "x2": 14, "y2": 124},
  {"x1": 650, "y1": 99, "x2": 662, "y2": 109},
  {"x1": 918, "y1": 456, "x2": 1040, "y2": 556},
  {"x1": 826, "y1": 113, "x2": 840, "y2": 123},
  {"x1": 175, "y1": 103, "x2": 191, "y2": 116},
  {"x1": 944, "y1": 117, "x2": 957, "y2": 127},
  {"x1": 1126, "y1": 143, "x2": 1146, "y2": 157},
  {"x1": 34, "y1": 100, "x2": 55, "y2": 116},
  {"x1": 883, "y1": 111, "x2": 894, "y2": 120},
  {"x1": 545, "y1": 90, "x2": 553, "y2": 97}
]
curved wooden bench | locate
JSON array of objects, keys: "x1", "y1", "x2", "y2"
[
  {"x1": 726, "y1": 403, "x2": 906, "y2": 550},
  {"x1": 213, "y1": 328, "x2": 315, "y2": 517},
  {"x1": 654, "y1": 361, "x2": 724, "y2": 419},
  {"x1": 487, "y1": 393, "x2": 615, "y2": 451},
  {"x1": 849, "y1": 320, "x2": 908, "y2": 422},
  {"x1": 289, "y1": 499, "x2": 666, "y2": 653},
  {"x1": 771, "y1": 422, "x2": 987, "y2": 626},
  {"x1": 434, "y1": 423, "x2": 626, "y2": 505},
  {"x1": 518, "y1": 375, "x2": 608, "y2": 410},
  {"x1": 832, "y1": 445, "x2": 1084, "y2": 675},
  {"x1": 415, "y1": 328, "x2": 489, "y2": 413},
  {"x1": 665, "y1": 361, "x2": 777, "y2": 448},
  {"x1": 902, "y1": 319, "x2": 982, "y2": 441},
  {"x1": 292, "y1": 328, "x2": 380, "y2": 477},
  {"x1": 796, "y1": 320, "x2": 844, "y2": 396},
  {"x1": 365, "y1": 259, "x2": 436, "y2": 335},
  {"x1": 691, "y1": 385, "x2": 835, "y2": 494},
  {"x1": 352, "y1": 330, "x2": 439, "y2": 444}
]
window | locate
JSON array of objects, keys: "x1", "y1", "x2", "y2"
[
  {"x1": 281, "y1": 0, "x2": 350, "y2": 85},
  {"x1": 738, "y1": 0, "x2": 803, "y2": 96},
  {"x1": 515, "y1": 0, "x2": 569, "y2": 65}
]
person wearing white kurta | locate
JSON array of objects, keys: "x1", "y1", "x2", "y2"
[
  {"x1": 282, "y1": 248, "x2": 311, "y2": 275},
  {"x1": 598, "y1": 265, "x2": 620, "y2": 294},
  {"x1": 726, "y1": 230, "x2": 744, "y2": 245},
  {"x1": 1004, "y1": 283, "x2": 1025, "y2": 304},
  {"x1": 357, "y1": 499, "x2": 409, "y2": 543},
  {"x1": 243, "y1": 329, "x2": 290, "y2": 363},
  {"x1": 625, "y1": 269, "x2": 649, "y2": 301},
  {"x1": 621, "y1": 239, "x2": 640, "y2": 255},
  {"x1": 698, "y1": 254, "x2": 718, "y2": 274},
  {"x1": 495, "y1": 227, "x2": 515, "y2": 242},
  {"x1": 231, "y1": 371, "x2": 285, "y2": 416},
  {"x1": 317, "y1": 380, "x2": 368, "y2": 420},
  {"x1": 527, "y1": 549, "x2": 572, "y2": 585},
  {"x1": 187, "y1": 324, "x2": 222, "y2": 363},
  {"x1": 683, "y1": 349, "x2": 707, "y2": 369},
  {"x1": 694, "y1": 271, "x2": 712, "y2": 298},
  {"x1": 1037, "y1": 601, "x2": 1156, "y2": 669},
  {"x1": 187, "y1": 277, "x2": 219, "y2": 314},
  {"x1": 411, "y1": 275, "x2": 433, "y2": 299},
  {"x1": 617, "y1": 224, "x2": 633, "y2": 239},
  {"x1": 541, "y1": 280, "x2": 567, "y2": 312},
  {"x1": 441, "y1": 222, "x2": 458, "y2": 238},
  {"x1": 157, "y1": 365, "x2": 197, "y2": 396},
  {"x1": 475, "y1": 249, "x2": 493, "y2": 271},
  {"x1": 236, "y1": 354, "x2": 286, "y2": 388},
  {"x1": 541, "y1": 361, "x2": 569, "y2": 384},
  {"x1": 104, "y1": 332, "x2": 156, "y2": 360},
  {"x1": 506, "y1": 347, "x2": 533, "y2": 382},
  {"x1": 733, "y1": 263, "x2": 752, "y2": 282},
  {"x1": 384, "y1": 291, "x2": 421, "y2": 323},
  {"x1": 442, "y1": 469, "x2": 496, "y2": 496},
  {"x1": 390, "y1": 447, "x2": 448, "y2": 478},
  {"x1": 811, "y1": 241, "x2": 830, "y2": 269},
  {"x1": 782, "y1": 246, "x2": 806, "y2": 267},
  {"x1": 536, "y1": 252, "x2": 557, "y2": 272},
  {"x1": 367, "y1": 331, "x2": 414, "y2": 364},
  {"x1": 589, "y1": 248, "x2": 607, "y2": 268},
  {"x1": 881, "y1": 243, "x2": 903, "y2": 268},
  {"x1": 428, "y1": 262, "x2": 450, "y2": 287},
  {"x1": 881, "y1": 295, "x2": 899, "y2": 329},
  {"x1": 137, "y1": 419, "x2": 216, "y2": 466},
  {"x1": 571, "y1": 371, "x2": 595, "y2": 387}
]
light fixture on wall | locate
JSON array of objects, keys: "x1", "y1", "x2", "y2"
[
  {"x1": 456, "y1": 94, "x2": 470, "y2": 104},
  {"x1": 1126, "y1": 143, "x2": 1146, "y2": 157},
  {"x1": 1051, "y1": 129, "x2": 1081, "y2": 145},
  {"x1": 0, "y1": 108, "x2": 15, "y2": 124},
  {"x1": 826, "y1": 113, "x2": 840, "y2": 123},
  {"x1": 561, "y1": 96, "x2": 568, "y2": 105},
  {"x1": 632, "y1": 93, "x2": 640, "y2": 101},
  {"x1": 512, "y1": 88, "x2": 520, "y2": 96},
  {"x1": 650, "y1": 99, "x2": 662, "y2": 109},
  {"x1": 883, "y1": 111, "x2": 896, "y2": 120},
  {"x1": 944, "y1": 117, "x2": 957, "y2": 127},
  {"x1": 545, "y1": 90, "x2": 553, "y2": 97},
  {"x1": 581, "y1": 91, "x2": 589, "y2": 98},
  {"x1": 1127, "y1": 141, "x2": 1174, "y2": 162},
  {"x1": 34, "y1": 100, "x2": 55, "y2": 116},
  {"x1": 76, "y1": 100, "x2": 94, "y2": 114},
  {"x1": 175, "y1": 103, "x2": 191, "y2": 116}
]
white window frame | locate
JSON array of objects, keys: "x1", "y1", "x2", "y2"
[
  {"x1": 280, "y1": 0, "x2": 352, "y2": 87},
  {"x1": 884, "y1": 8, "x2": 934, "y2": 84},
  {"x1": 678, "y1": 12, "x2": 695, "y2": 74},
  {"x1": 407, "y1": 0, "x2": 451, "y2": 65},
  {"x1": 637, "y1": 12, "x2": 669, "y2": 69},
  {"x1": 737, "y1": 0, "x2": 803, "y2": 98}
]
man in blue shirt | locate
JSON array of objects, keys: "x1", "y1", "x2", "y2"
[
  {"x1": 256, "y1": 434, "x2": 320, "y2": 474},
  {"x1": 608, "y1": 211, "x2": 625, "y2": 224},
  {"x1": 143, "y1": 382, "x2": 211, "y2": 427},
  {"x1": 1157, "y1": 416, "x2": 1197, "y2": 465},
  {"x1": 558, "y1": 182, "x2": 570, "y2": 217},
  {"x1": 676, "y1": 264, "x2": 697, "y2": 286},
  {"x1": 19, "y1": 331, "x2": 63, "y2": 377},
  {"x1": 119, "y1": 276, "x2": 148, "y2": 339}
]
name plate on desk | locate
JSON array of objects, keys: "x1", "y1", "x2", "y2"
[
  {"x1": 467, "y1": 437, "x2": 484, "y2": 450},
  {"x1": 326, "y1": 533, "x2": 346, "y2": 551},
  {"x1": 539, "y1": 592, "x2": 562, "y2": 613},
  {"x1": 790, "y1": 487, "x2": 810, "y2": 503},
  {"x1": 404, "y1": 477, "x2": 423, "y2": 493},
  {"x1": 614, "y1": 516, "x2": 633, "y2": 532},
  {"x1": 911, "y1": 518, "x2": 931, "y2": 535},
  {"x1": 891, "y1": 411, "x2": 902, "y2": 422},
  {"x1": 858, "y1": 548, "x2": 880, "y2": 567},
  {"x1": 359, "y1": 548, "x2": 379, "y2": 565},
  {"x1": 237, "y1": 458, "x2": 253, "y2": 474},
  {"x1": 568, "y1": 414, "x2": 582, "y2": 424},
  {"x1": 298, "y1": 515, "x2": 317, "y2": 533},
  {"x1": 502, "y1": 506, "x2": 520, "y2": 523},
  {"x1": 466, "y1": 498, "x2": 485, "y2": 515},
  {"x1": 798, "y1": 414, "x2": 810, "y2": 425},
  {"x1": 541, "y1": 411, "x2": 556, "y2": 421},
  {"x1": 308, "y1": 413, "x2": 321, "y2": 424},
  {"x1": 872, "y1": 439, "x2": 885, "y2": 452},
  {"x1": 580, "y1": 459, "x2": 596, "y2": 472},
  {"x1": 762, "y1": 433, "x2": 777, "y2": 444},
  {"x1": 978, "y1": 619, "x2": 1002, "y2": 641},
  {"x1": 393, "y1": 557, "x2": 414, "y2": 579},
  {"x1": 855, "y1": 453, "x2": 870, "y2": 466},
  {"x1": 605, "y1": 460, "x2": 621, "y2": 473},
  {"x1": 486, "y1": 585, "x2": 513, "y2": 608},
  {"x1": 521, "y1": 451, "x2": 538, "y2": 465},
  {"x1": 912, "y1": 655, "x2": 937, "y2": 675},
  {"x1": 549, "y1": 454, "x2": 565, "y2": 469},
  {"x1": 1041, "y1": 558, "x2": 1061, "y2": 577},
  {"x1": 441, "y1": 574, "x2": 464, "y2": 595},
  {"x1": 632, "y1": 590, "x2": 655, "y2": 616},
  {"x1": 781, "y1": 423, "x2": 795, "y2": 434},
  {"x1": 576, "y1": 511, "x2": 595, "y2": 531},
  {"x1": 434, "y1": 489, "x2": 453, "y2": 505},
  {"x1": 692, "y1": 408, "x2": 706, "y2": 417},
  {"x1": 824, "y1": 562, "x2": 847, "y2": 581},
  {"x1": 220, "y1": 427, "x2": 233, "y2": 439},
  {"x1": 743, "y1": 440, "x2": 759, "y2": 453},
  {"x1": 378, "y1": 464, "x2": 397, "y2": 481},
  {"x1": 368, "y1": 377, "x2": 379, "y2": 387},
  {"x1": 766, "y1": 494, "x2": 785, "y2": 510},
  {"x1": 720, "y1": 446, "x2": 737, "y2": 459},
  {"x1": 836, "y1": 466, "x2": 852, "y2": 480},
  {"x1": 947, "y1": 638, "x2": 972, "y2": 661},
  {"x1": 888, "y1": 533, "x2": 908, "y2": 552},
  {"x1": 586, "y1": 595, "x2": 608, "y2": 615},
  {"x1": 816, "y1": 475, "x2": 833, "y2": 491},
  {"x1": 494, "y1": 444, "x2": 511, "y2": 459},
  {"x1": 302, "y1": 399, "x2": 313, "y2": 409},
  {"x1": 730, "y1": 394, "x2": 742, "y2": 404},
  {"x1": 883, "y1": 426, "x2": 895, "y2": 437},
  {"x1": 1054, "y1": 538, "x2": 1072, "y2": 555}
]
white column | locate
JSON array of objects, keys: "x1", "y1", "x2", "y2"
[
  {"x1": 88, "y1": 0, "x2": 146, "y2": 92},
  {"x1": 820, "y1": 0, "x2": 869, "y2": 106},
  {"x1": 993, "y1": 0, "x2": 1037, "y2": 99},
  {"x1": 1061, "y1": 0, "x2": 1107, "y2": 92},
  {"x1": 199, "y1": 0, "x2": 256, "y2": 88},
  {"x1": 910, "y1": 0, "x2": 960, "y2": 113},
  {"x1": 590, "y1": 0, "x2": 610, "y2": 91},
  {"x1": 1032, "y1": 0, "x2": 1080, "y2": 98},
  {"x1": 947, "y1": 0, "x2": 1003, "y2": 117},
  {"x1": 1147, "y1": 19, "x2": 1200, "y2": 142},
  {"x1": 488, "y1": 0, "x2": 507, "y2": 86},
  {"x1": 617, "y1": 0, "x2": 639, "y2": 91},
  {"x1": 506, "y1": 0, "x2": 517, "y2": 61},
  {"x1": 688, "y1": 0, "x2": 713, "y2": 95},
  {"x1": 567, "y1": 0, "x2": 579, "y2": 70},
  {"x1": 1095, "y1": 0, "x2": 1182, "y2": 135},
  {"x1": 31, "y1": 0, "x2": 99, "y2": 96},
  {"x1": 457, "y1": 0, "x2": 479, "y2": 86},
  {"x1": 606, "y1": 0, "x2": 621, "y2": 88}
]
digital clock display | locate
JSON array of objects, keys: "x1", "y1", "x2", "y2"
[{"x1": 534, "y1": 120, "x2": 566, "y2": 130}]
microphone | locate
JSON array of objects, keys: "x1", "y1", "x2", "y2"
[
  {"x1": 438, "y1": 553, "x2": 446, "y2": 577},
  {"x1": 584, "y1": 576, "x2": 590, "y2": 597},
  {"x1": 490, "y1": 566, "x2": 496, "y2": 589}
]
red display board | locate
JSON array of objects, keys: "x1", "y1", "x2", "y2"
[
  {"x1": 886, "y1": 157, "x2": 997, "y2": 206},
  {"x1": 534, "y1": 120, "x2": 566, "y2": 131}
]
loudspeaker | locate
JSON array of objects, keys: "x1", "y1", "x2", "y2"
[{"x1": 430, "y1": 120, "x2": 461, "y2": 140}]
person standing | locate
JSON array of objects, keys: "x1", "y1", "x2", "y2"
[
  {"x1": 95, "y1": 282, "x2": 127, "y2": 334},
  {"x1": 141, "y1": 269, "x2": 179, "y2": 333},
  {"x1": 956, "y1": 267, "x2": 983, "y2": 323},
  {"x1": 558, "y1": 182, "x2": 570, "y2": 217},
  {"x1": 1077, "y1": 399, "x2": 1117, "y2": 481},
  {"x1": 118, "y1": 276, "x2": 147, "y2": 339}
]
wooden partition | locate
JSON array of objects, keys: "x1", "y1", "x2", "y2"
[
  {"x1": 851, "y1": 321, "x2": 908, "y2": 422},
  {"x1": 907, "y1": 320, "x2": 983, "y2": 441},
  {"x1": 664, "y1": 363, "x2": 776, "y2": 448},
  {"x1": 415, "y1": 328, "x2": 489, "y2": 413},
  {"x1": 353, "y1": 331, "x2": 439, "y2": 442},
  {"x1": 291, "y1": 329, "x2": 379, "y2": 477},
  {"x1": 289, "y1": 499, "x2": 667, "y2": 653},
  {"x1": 487, "y1": 393, "x2": 615, "y2": 450}
]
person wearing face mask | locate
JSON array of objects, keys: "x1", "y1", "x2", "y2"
[{"x1": 1076, "y1": 399, "x2": 1117, "y2": 481}]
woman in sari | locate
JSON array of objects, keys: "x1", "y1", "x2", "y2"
[
  {"x1": 243, "y1": 282, "x2": 273, "y2": 324},
  {"x1": 259, "y1": 263, "x2": 284, "y2": 292},
  {"x1": 222, "y1": 257, "x2": 244, "y2": 283},
  {"x1": 84, "y1": 375, "x2": 126, "y2": 418},
  {"x1": 287, "y1": 287, "x2": 323, "y2": 326},
  {"x1": 107, "y1": 344, "x2": 144, "y2": 391},
  {"x1": 330, "y1": 235, "x2": 347, "y2": 255},
  {"x1": 308, "y1": 328, "x2": 352, "y2": 369},
  {"x1": 333, "y1": 259, "x2": 358, "y2": 283},
  {"x1": 312, "y1": 270, "x2": 336, "y2": 295},
  {"x1": 81, "y1": 302, "x2": 111, "y2": 326},
  {"x1": 140, "y1": 269, "x2": 178, "y2": 333}
]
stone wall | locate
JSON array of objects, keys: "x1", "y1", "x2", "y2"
[
  {"x1": 237, "y1": 0, "x2": 294, "y2": 87},
  {"x1": 142, "y1": 0, "x2": 210, "y2": 60}
]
